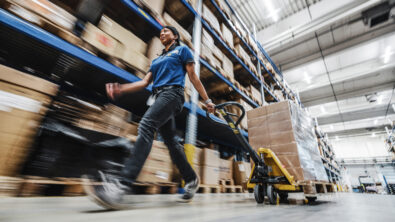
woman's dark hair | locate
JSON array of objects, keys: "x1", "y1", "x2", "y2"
[{"x1": 163, "y1": 26, "x2": 180, "y2": 46}]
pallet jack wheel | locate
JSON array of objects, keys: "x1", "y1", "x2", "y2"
[
  {"x1": 267, "y1": 185, "x2": 278, "y2": 205},
  {"x1": 254, "y1": 184, "x2": 265, "y2": 204},
  {"x1": 306, "y1": 196, "x2": 317, "y2": 204},
  {"x1": 279, "y1": 192, "x2": 289, "y2": 203}
]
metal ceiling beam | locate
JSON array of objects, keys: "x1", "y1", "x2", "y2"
[
  {"x1": 326, "y1": 125, "x2": 391, "y2": 137},
  {"x1": 300, "y1": 67, "x2": 395, "y2": 106},
  {"x1": 273, "y1": 22, "x2": 395, "y2": 71},
  {"x1": 317, "y1": 104, "x2": 395, "y2": 125}
]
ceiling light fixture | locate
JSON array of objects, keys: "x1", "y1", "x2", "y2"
[
  {"x1": 374, "y1": 119, "x2": 378, "y2": 125},
  {"x1": 377, "y1": 95, "x2": 383, "y2": 104},
  {"x1": 330, "y1": 125, "x2": 334, "y2": 130},
  {"x1": 383, "y1": 46, "x2": 392, "y2": 64},
  {"x1": 335, "y1": 136, "x2": 339, "y2": 141},
  {"x1": 263, "y1": 0, "x2": 280, "y2": 22},
  {"x1": 320, "y1": 105, "x2": 326, "y2": 113},
  {"x1": 303, "y1": 72, "x2": 311, "y2": 84},
  {"x1": 371, "y1": 132, "x2": 376, "y2": 137}
]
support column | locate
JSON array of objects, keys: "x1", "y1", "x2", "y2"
[{"x1": 184, "y1": 0, "x2": 203, "y2": 172}]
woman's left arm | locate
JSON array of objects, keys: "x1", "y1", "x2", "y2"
[{"x1": 186, "y1": 63, "x2": 215, "y2": 113}]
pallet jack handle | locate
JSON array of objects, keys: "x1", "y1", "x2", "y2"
[{"x1": 206, "y1": 102, "x2": 263, "y2": 165}]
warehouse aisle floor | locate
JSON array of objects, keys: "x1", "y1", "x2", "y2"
[{"x1": 1, "y1": 193, "x2": 395, "y2": 222}]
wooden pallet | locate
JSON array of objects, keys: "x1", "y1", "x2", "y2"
[
  {"x1": 0, "y1": 176, "x2": 23, "y2": 197},
  {"x1": 220, "y1": 185, "x2": 243, "y2": 193},
  {"x1": 197, "y1": 184, "x2": 220, "y2": 194},
  {"x1": 17, "y1": 177, "x2": 101, "y2": 197},
  {"x1": 132, "y1": 182, "x2": 177, "y2": 195},
  {"x1": 298, "y1": 181, "x2": 336, "y2": 195}
]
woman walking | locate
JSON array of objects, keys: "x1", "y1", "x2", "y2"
[{"x1": 84, "y1": 26, "x2": 215, "y2": 209}]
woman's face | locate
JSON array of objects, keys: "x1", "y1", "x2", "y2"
[{"x1": 160, "y1": 28, "x2": 177, "y2": 46}]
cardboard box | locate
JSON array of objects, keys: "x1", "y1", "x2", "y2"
[
  {"x1": 10, "y1": 0, "x2": 77, "y2": 31},
  {"x1": 99, "y1": 15, "x2": 147, "y2": 54},
  {"x1": 0, "y1": 65, "x2": 58, "y2": 176},
  {"x1": 233, "y1": 161, "x2": 251, "y2": 185},
  {"x1": 219, "y1": 158, "x2": 233, "y2": 180},
  {"x1": 0, "y1": 65, "x2": 58, "y2": 96},
  {"x1": 81, "y1": 23, "x2": 120, "y2": 57},
  {"x1": 247, "y1": 100, "x2": 328, "y2": 182},
  {"x1": 222, "y1": 55, "x2": 234, "y2": 79},
  {"x1": 200, "y1": 165, "x2": 220, "y2": 185},
  {"x1": 212, "y1": 45, "x2": 223, "y2": 62},
  {"x1": 192, "y1": 147, "x2": 203, "y2": 165},
  {"x1": 136, "y1": 166, "x2": 172, "y2": 183},
  {"x1": 202, "y1": 29, "x2": 214, "y2": 49},
  {"x1": 122, "y1": 49, "x2": 150, "y2": 72},
  {"x1": 201, "y1": 148, "x2": 219, "y2": 167},
  {"x1": 163, "y1": 13, "x2": 191, "y2": 42},
  {"x1": 202, "y1": 4, "x2": 221, "y2": 34},
  {"x1": 137, "y1": 0, "x2": 165, "y2": 17},
  {"x1": 221, "y1": 23, "x2": 233, "y2": 48},
  {"x1": 147, "y1": 37, "x2": 163, "y2": 64}
]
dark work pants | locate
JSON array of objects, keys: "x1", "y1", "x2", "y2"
[{"x1": 121, "y1": 87, "x2": 197, "y2": 183}]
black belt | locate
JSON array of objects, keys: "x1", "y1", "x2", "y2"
[{"x1": 152, "y1": 85, "x2": 183, "y2": 94}]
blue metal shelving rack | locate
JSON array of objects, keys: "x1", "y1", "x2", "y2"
[{"x1": 0, "y1": 4, "x2": 250, "y2": 150}]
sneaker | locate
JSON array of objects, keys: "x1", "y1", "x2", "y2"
[
  {"x1": 180, "y1": 177, "x2": 199, "y2": 202},
  {"x1": 82, "y1": 171, "x2": 131, "y2": 210}
]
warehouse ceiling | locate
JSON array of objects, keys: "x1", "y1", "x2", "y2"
[{"x1": 231, "y1": 0, "x2": 395, "y2": 138}]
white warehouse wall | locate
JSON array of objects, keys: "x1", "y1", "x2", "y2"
[{"x1": 331, "y1": 134, "x2": 390, "y2": 159}]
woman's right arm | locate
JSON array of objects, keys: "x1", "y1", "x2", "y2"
[{"x1": 106, "y1": 72, "x2": 153, "y2": 100}]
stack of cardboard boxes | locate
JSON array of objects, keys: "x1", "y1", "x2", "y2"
[
  {"x1": 127, "y1": 135, "x2": 174, "y2": 184},
  {"x1": 97, "y1": 15, "x2": 150, "y2": 73},
  {"x1": 0, "y1": 65, "x2": 59, "y2": 176},
  {"x1": 247, "y1": 101, "x2": 328, "y2": 182}
]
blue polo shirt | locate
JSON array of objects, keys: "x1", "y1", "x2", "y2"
[{"x1": 149, "y1": 45, "x2": 194, "y2": 89}]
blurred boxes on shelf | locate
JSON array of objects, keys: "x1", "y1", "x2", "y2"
[
  {"x1": 0, "y1": 64, "x2": 59, "y2": 176},
  {"x1": 221, "y1": 23, "x2": 233, "y2": 48},
  {"x1": 147, "y1": 37, "x2": 163, "y2": 64},
  {"x1": 247, "y1": 100, "x2": 328, "y2": 182},
  {"x1": 163, "y1": 13, "x2": 192, "y2": 44},
  {"x1": 222, "y1": 55, "x2": 234, "y2": 80},
  {"x1": 81, "y1": 22, "x2": 120, "y2": 57},
  {"x1": 136, "y1": 141, "x2": 173, "y2": 183},
  {"x1": 202, "y1": 4, "x2": 221, "y2": 34},
  {"x1": 136, "y1": 0, "x2": 165, "y2": 18},
  {"x1": 98, "y1": 15, "x2": 149, "y2": 72},
  {"x1": 9, "y1": 0, "x2": 77, "y2": 31}
]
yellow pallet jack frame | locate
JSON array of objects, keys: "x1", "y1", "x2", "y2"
[{"x1": 207, "y1": 102, "x2": 307, "y2": 204}]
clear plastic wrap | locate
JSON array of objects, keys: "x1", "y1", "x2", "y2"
[
  {"x1": 247, "y1": 100, "x2": 328, "y2": 182},
  {"x1": 288, "y1": 101, "x2": 328, "y2": 181}
]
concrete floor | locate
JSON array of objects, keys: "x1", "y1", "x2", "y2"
[{"x1": 0, "y1": 193, "x2": 395, "y2": 222}]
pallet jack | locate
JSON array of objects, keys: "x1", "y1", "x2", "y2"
[{"x1": 207, "y1": 102, "x2": 317, "y2": 204}]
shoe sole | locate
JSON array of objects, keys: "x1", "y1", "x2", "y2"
[
  {"x1": 178, "y1": 182, "x2": 200, "y2": 203},
  {"x1": 82, "y1": 175, "x2": 125, "y2": 210}
]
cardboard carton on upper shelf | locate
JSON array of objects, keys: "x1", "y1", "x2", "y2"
[
  {"x1": 202, "y1": 4, "x2": 221, "y2": 34},
  {"x1": 147, "y1": 37, "x2": 163, "y2": 64},
  {"x1": 221, "y1": 23, "x2": 234, "y2": 48},
  {"x1": 163, "y1": 13, "x2": 192, "y2": 43},
  {"x1": 10, "y1": 0, "x2": 77, "y2": 31},
  {"x1": 222, "y1": 55, "x2": 234, "y2": 79},
  {"x1": 81, "y1": 22, "x2": 120, "y2": 57},
  {"x1": 136, "y1": 0, "x2": 165, "y2": 18}
]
